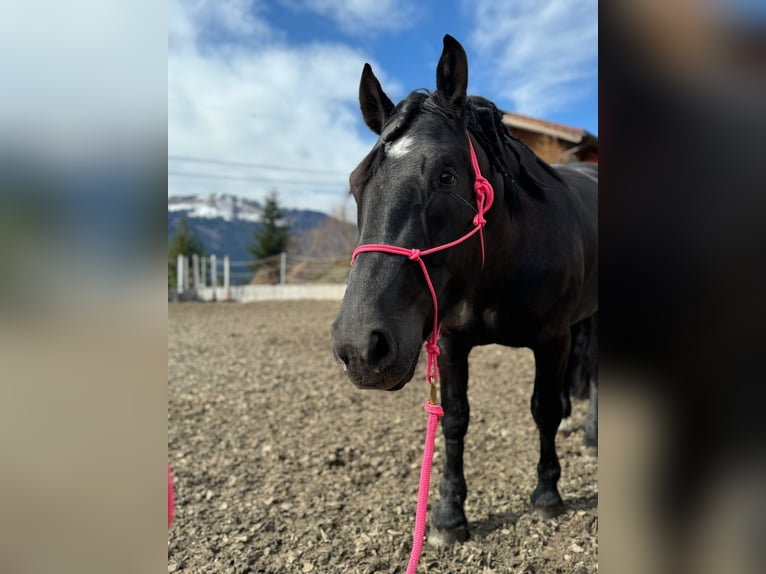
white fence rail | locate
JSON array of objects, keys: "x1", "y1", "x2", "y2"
[
  {"x1": 195, "y1": 283, "x2": 346, "y2": 302},
  {"x1": 171, "y1": 252, "x2": 347, "y2": 302}
]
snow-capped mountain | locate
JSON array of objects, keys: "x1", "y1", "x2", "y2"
[
  {"x1": 168, "y1": 193, "x2": 346, "y2": 276},
  {"x1": 168, "y1": 193, "x2": 263, "y2": 222}
]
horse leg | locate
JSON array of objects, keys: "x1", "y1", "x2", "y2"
[
  {"x1": 530, "y1": 334, "x2": 570, "y2": 516},
  {"x1": 584, "y1": 313, "x2": 598, "y2": 448},
  {"x1": 429, "y1": 337, "x2": 470, "y2": 545},
  {"x1": 560, "y1": 318, "x2": 591, "y2": 433},
  {"x1": 559, "y1": 343, "x2": 575, "y2": 433},
  {"x1": 584, "y1": 380, "x2": 598, "y2": 448},
  {"x1": 559, "y1": 378, "x2": 575, "y2": 434}
]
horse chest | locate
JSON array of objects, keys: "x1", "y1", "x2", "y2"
[{"x1": 446, "y1": 300, "x2": 534, "y2": 347}]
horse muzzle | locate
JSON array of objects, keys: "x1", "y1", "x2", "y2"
[{"x1": 331, "y1": 322, "x2": 421, "y2": 391}]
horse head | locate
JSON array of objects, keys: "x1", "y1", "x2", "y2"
[{"x1": 332, "y1": 35, "x2": 492, "y2": 391}]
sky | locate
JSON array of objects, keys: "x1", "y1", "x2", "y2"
[{"x1": 168, "y1": 0, "x2": 598, "y2": 214}]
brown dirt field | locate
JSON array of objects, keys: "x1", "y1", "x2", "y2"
[{"x1": 168, "y1": 301, "x2": 597, "y2": 573}]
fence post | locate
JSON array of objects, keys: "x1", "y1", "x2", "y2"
[
  {"x1": 223, "y1": 255, "x2": 230, "y2": 301},
  {"x1": 176, "y1": 254, "x2": 184, "y2": 295},
  {"x1": 192, "y1": 254, "x2": 200, "y2": 289},
  {"x1": 200, "y1": 256, "x2": 207, "y2": 288},
  {"x1": 210, "y1": 254, "x2": 217, "y2": 286},
  {"x1": 280, "y1": 251, "x2": 287, "y2": 285}
]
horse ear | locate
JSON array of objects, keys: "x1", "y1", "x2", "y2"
[
  {"x1": 436, "y1": 34, "x2": 468, "y2": 108},
  {"x1": 359, "y1": 63, "x2": 395, "y2": 135}
]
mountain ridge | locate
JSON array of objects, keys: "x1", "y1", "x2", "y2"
[{"x1": 168, "y1": 193, "x2": 354, "y2": 283}]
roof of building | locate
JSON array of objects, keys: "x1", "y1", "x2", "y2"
[{"x1": 501, "y1": 111, "x2": 597, "y2": 144}]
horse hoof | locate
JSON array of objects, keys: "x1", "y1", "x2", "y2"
[
  {"x1": 533, "y1": 502, "x2": 565, "y2": 519},
  {"x1": 531, "y1": 489, "x2": 564, "y2": 518},
  {"x1": 428, "y1": 525, "x2": 469, "y2": 546}
]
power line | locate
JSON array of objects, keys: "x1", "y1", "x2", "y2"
[
  {"x1": 167, "y1": 97, "x2": 331, "y2": 127},
  {"x1": 167, "y1": 170, "x2": 347, "y2": 187},
  {"x1": 168, "y1": 154, "x2": 349, "y2": 175}
]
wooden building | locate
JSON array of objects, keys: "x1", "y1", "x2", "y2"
[{"x1": 501, "y1": 112, "x2": 598, "y2": 164}]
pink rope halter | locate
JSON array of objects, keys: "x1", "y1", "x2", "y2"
[{"x1": 350, "y1": 133, "x2": 494, "y2": 574}]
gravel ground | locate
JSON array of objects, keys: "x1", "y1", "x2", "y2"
[{"x1": 168, "y1": 301, "x2": 597, "y2": 573}]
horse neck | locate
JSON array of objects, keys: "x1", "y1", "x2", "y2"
[{"x1": 481, "y1": 155, "x2": 554, "y2": 278}]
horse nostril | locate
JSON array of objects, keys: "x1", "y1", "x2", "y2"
[{"x1": 367, "y1": 329, "x2": 395, "y2": 369}]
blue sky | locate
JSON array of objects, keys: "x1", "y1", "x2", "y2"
[{"x1": 168, "y1": 0, "x2": 598, "y2": 213}]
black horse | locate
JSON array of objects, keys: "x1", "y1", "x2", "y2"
[{"x1": 332, "y1": 35, "x2": 598, "y2": 544}]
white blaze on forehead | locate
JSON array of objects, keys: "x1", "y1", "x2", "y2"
[{"x1": 385, "y1": 135, "x2": 415, "y2": 158}]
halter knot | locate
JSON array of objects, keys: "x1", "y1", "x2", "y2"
[
  {"x1": 424, "y1": 402, "x2": 444, "y2": 417},
  {"x1": 472, "y1": 213, "x2": 487, "y2": 227},
  {"x1": 476, "y1": 179, "x2": 493, "y2": 202},
  {"x1": 408, "y1": 249, "x2": 421, "y2": 261},
  {"x1": 425, "y1": 341, "x2": 440, "y2": 357}
]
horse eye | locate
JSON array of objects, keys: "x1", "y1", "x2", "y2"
[{"x1": 439, "y1": 171, "x2": 456, "y2": 185}]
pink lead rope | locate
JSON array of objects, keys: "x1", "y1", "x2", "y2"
[{"x1": 351, "y1": 133, "x2": 494, "y2": 574}]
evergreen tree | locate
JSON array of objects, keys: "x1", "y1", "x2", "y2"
[
  {"x1": 247, "y1": 190, "x2": 290, "y2": 281},
  {"x1": 168, "y1": 215, "x2": 206, "y2": 289}
]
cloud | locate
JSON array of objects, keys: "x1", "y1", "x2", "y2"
[
  {"x1": 168, "y1": 1, "x2": 390, "y2": 214},
  {"x1": 293, "y1": 0, "x2": 417, "y2": 35},
  {"x1": 168, "y1": 0, "x2": 278, "y2": 52},
  {"x1": 465, "y1": 0, "x2": 598, "y2": 118}
]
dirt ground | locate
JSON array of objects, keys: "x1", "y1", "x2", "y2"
[{"x1": 168, "y1": 301, "x2": 597, "y2": 573}]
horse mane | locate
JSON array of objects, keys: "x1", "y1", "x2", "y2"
[
  {"x1": 464, "y1": 95, "x2": 565, "y2": 201},
  {"x1": 380, "y1": 90, "x2": 457, "y2": 143}
]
